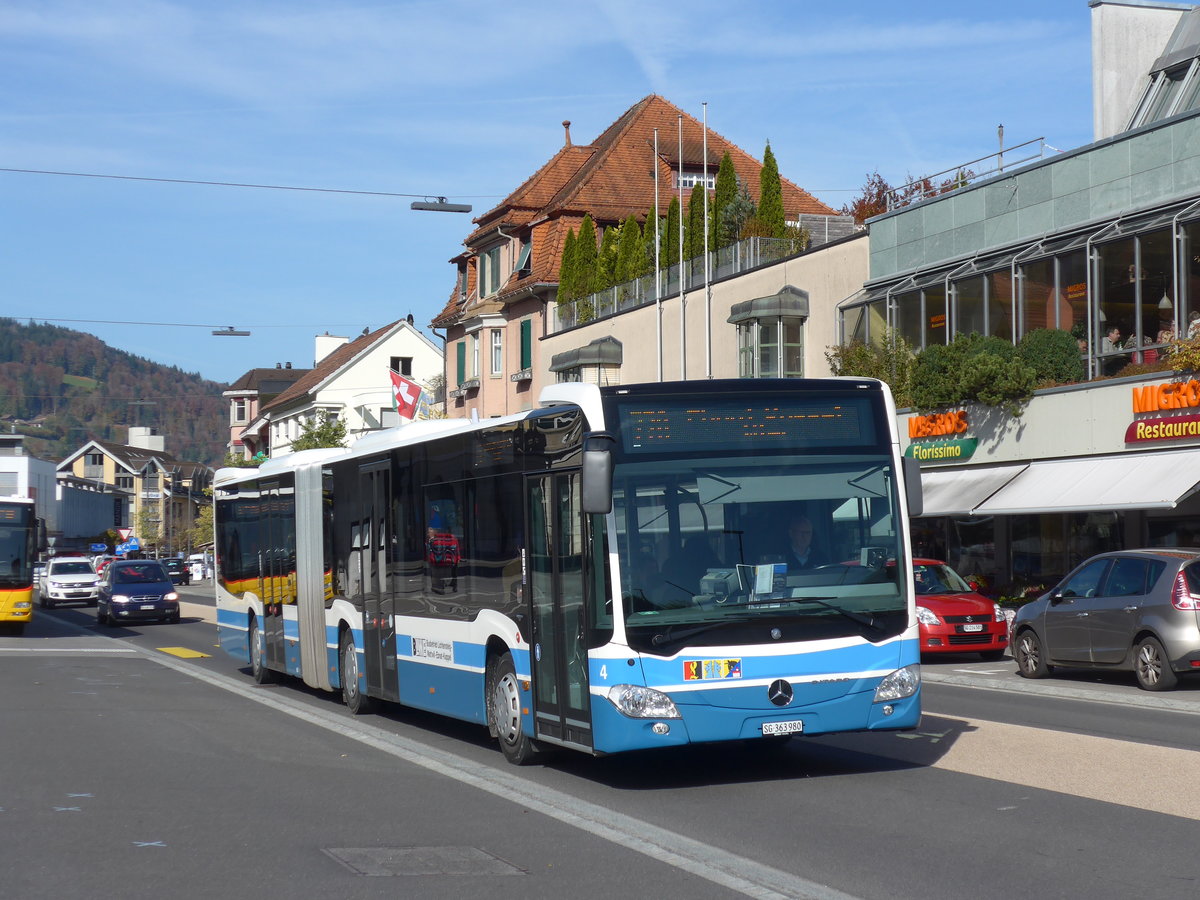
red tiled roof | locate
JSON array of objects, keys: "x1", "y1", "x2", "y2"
[
  {"x1": 260, "y1": 321, "x2": 401, "y2": 414},
  {"x1": 431, "y1": 94, "x2": 838, "y2": 329}
]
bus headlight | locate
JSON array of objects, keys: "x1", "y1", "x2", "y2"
[
  {"x1": 874, "y1": 665, "x2": 920, "y2": 703},
  {"x1": 15, "y1": 601, "x2": 31, "y2": 609},
  {"x1": 607, "y1": 684, "x2": 681, "y2": 718}
]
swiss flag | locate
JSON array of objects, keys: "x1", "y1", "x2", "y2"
[{"x1": 390, "y1": 370, "x2": 422, "y2": 420}]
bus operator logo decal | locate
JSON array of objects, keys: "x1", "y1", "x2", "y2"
[{"x1": 683, "y1": 659, "x2": 742, "y2": 680}]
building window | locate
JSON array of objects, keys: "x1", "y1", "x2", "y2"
[
  {"x1": 471, "y1": 332, "x2": 480, "y2": 377},
  {"x1": 458, "y1": 264, "x2": 469, "y2": 300},
  {"x1": 676, "y1": 170, "x2": 715, "y2": 190},
  {"x1": 232, "y1": 399, "x2": 247, "y2": 423},
  {"x1": 490, "y1": 329, "x2": 502, "y2": 376},
  {"x1": 736, "y1": 318, "x2": 804, "y2": 378},
  {"x1": 1130, "y1": 59, "x2": 1200, "y2": 128},
  {"x1": 116, "y1": 475, "x2": 133, "y2": 490},
  {"x1": 479, "y1": 244, "x2": 502, "y2": 296},
  {"x1": 86, "y1": 451, "x2": 103, "y2": 467},
  {"x1": 515, "y1": 239, "x2": 532, "y2": 275},
  {"x1": 456, "y1": 342, "x2": 466, "y2": 385},
  {"x1": 390, "y1": 356, "x2": 412, "y2": 376}
]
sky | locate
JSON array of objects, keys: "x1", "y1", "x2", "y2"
[{"x1": 1, "y1": 0, "x2": 1096, "y2": 385}]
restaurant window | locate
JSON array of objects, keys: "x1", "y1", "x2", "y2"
[
  {"x1": 923, "y1": 284, "x2": 947, "y2": 348},
  {"x1": 1060, "y1": 250, "x2": 1088, "y2": 344},
  {"x1": 1186, "y1": 221, "x2": 1200, "y2": 338},
  {"x1": 1018, "y1": 256, "x2": 1057, "y2": 338},
  {"x1": 1096, "y1": 236, "x2": 1136, "y2": 375},
  {"x1": 893, "y1": 289, "x2": 922, "y2": 349},
  {"x1": 953, "y1": 275, "x2": 986, "y2": 336},
  {"x1": 985, "y1": 270, "x2": 1014, "y2": 341}
]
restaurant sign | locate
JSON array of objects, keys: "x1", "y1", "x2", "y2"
[{"x1": 1127, "y1": 381, "x2": 1200, "y2": 444}]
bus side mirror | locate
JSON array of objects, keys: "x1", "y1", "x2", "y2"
[
  {"x1": 902, "y1": 456, "x2": 923, "y2": 518},
  {"x1": 581, "y1": 432, "x2": 616, "y2": 514}
]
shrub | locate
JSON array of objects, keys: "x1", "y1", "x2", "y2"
[
  {"x1": 1016, "y1": 328, "x2": 1085, "y2": 385},
  {"x1": 912, "y1": 332, "x2": 1036, "y2": 416}
]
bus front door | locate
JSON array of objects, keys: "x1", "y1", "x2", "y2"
[{"x1": 527, "y1": 472, "x2": 593, "y2": 752}]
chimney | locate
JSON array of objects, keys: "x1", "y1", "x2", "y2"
[
  {"x1": 285, "y1": 362, "x2": 292, "y2": 369},
  {"x1": 562, "y1": 120, "x2": 572, "y2": 147},
  {"x1": 276, "y1": 362, "x2": 282, "y2": 369},
  {"x1": 315, "y1": 333, "x2": 350, "y2": 364}
]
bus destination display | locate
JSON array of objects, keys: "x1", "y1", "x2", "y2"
[{"x1": 619, "y1": 397, "x2": 876, "y2": 453}]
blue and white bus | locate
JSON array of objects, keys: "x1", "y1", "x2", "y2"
[{"x1": 214, "y1": 379, "x2": 923, "y2": 764}]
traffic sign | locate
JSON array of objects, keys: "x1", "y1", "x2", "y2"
[
  {"x1": 89, "y1": 543, "x2": 107, "y2": 552},
  {"x1": 118, "y1": 527, "x2": 132, "y2": 540}
]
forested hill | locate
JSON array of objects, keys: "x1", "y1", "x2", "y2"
[{"x1": 0, "y1": 319, "x2": 228, "y2": 466}]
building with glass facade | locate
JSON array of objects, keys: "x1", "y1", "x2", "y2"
[{"x1": 842, "y1": 1, "x2": 1200, "y2": 595}]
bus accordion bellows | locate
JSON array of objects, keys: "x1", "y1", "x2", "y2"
[
  {"x1": 214, "y1": 379, "x2": 923, "y2": 764},
  {"x1": 0, "y1": 497, "x2": 38, "y2": 635}
]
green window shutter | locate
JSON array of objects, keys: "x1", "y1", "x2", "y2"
[
  {"x1": 520, "y1": 319, "x2": 532, "y2": 369},
  {"x1": 456, "y1": 341, "x2": 466, "y2": 385}
]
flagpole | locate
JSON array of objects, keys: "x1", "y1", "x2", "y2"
[
  {"x1": 703, "y1": 101, "x2": 711, "y2": 379},
  {"x1": 654, "y1": 128, "x2": 662, "y2": 383},
  {"x1": 678, "y1": 113, "x2": 685, "y2": 381}
]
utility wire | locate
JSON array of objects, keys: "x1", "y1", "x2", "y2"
[{"x1": 0, "y1": 166, "x2": 489, "y2": 200}]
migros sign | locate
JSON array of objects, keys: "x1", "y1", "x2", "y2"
[
  {"x1": 907, "y1": 410, "x2": 968, "y2": 439},
  {"x1": 1127, "y1": 380, "x2": 1200, "y2": 444}
]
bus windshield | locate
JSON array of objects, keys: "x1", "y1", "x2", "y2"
[
  {"x1": 0, "y1": 504, "x2": 35, "y2": 589},
  {"x1": 613, "y1": 452, "x2": 908, "y2": 654}
]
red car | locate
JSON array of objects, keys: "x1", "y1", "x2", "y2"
[{"x1": 910, "y1": 558, "x2": 1008, "y2": 660}]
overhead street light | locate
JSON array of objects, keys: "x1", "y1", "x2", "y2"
[
  {"x1": 411, "y1": 197, "x2": 472, "y2": 213},
  {"x1": 212, "y1": 326, "x2": 251, "y2": 336}
]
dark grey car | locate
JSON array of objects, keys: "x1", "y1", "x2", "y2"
[
  {"x1": 96, "y1": 560, "x2": 180, "y2": 627},
  {"x1": 1012, "y1": 548, "x2": 1200, "y2": 691}
]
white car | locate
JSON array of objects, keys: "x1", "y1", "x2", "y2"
[{"x1": 39, "y1": 557, "x2": 101, "y2": 608}]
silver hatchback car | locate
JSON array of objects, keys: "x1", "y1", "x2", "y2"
[{"x1": 1012, "y1": 549, "x2": 1200, "y2": 691}]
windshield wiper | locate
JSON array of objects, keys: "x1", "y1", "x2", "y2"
[
  {"x1": 650, "y1": 615, "x2": 756, "y2": 648},
  {"x1": 788, "y1": 595, "x2": 889, "y2": 637}
]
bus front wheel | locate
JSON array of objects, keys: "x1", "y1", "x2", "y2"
[{"x1": 488, "y1": 653, "x2": 540, "y2": 765}]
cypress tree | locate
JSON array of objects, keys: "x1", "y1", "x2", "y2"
[
  {"x1": 556, "y1": 227, "x2": 577, "y2": 305},
  {"x1": 575, "y1": 214, "x2": 600, "y2": 296},
  {"x1": 640, "y1": 207, "x2": 659, "y2": 275},
  {"x1": 710, "y1": 152, "x2": 737, "y2": 250},
  {"x1": 759, "y1": 141, "x2": 786, "y2": 239},
  {"x1": 598, "y1": 224, "x2": 620, "y2": 290},
  {"x1": 684, "y1": 183, "x2": 706, "y2": 262},
  {"x1": 661, "y1": 197, "x2": 681, "y2": 270},
  {"x1": 615, "y1": 215, "x2": 641, "y2": 285}
]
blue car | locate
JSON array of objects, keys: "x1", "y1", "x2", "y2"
[{"x1": 96, "y1": 560, "x2": 180, "y2": 626}]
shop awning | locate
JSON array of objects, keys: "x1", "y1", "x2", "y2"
[
  {"x1": 916, "y1": 464, "x2": 1028, "y2": 517},
  {"x1": 972, "y1": 449, "x2": 1200, "y2": 515}
]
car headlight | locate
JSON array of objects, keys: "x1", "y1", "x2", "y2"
[
  {"x1": 111, "y1": 594, "x2": 131, "y2": 604},
  {"x1": 164, "y1": 592, "x2": 179, "y2": 602},
  {"x1": 874, "y1": 664, "x2": 920, "y2": 703},
  {"x1": 916, "y1": 605, "x2": 941, "y2": 626},
  {"x1": 993, "y1": 603, "x2": 1005, "y2": 622},
  {"x1": 607, "y1": 684, "x2": 681, "y2": 718}
]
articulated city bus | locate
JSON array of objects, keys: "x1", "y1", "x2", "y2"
[
  {"x1": 0, "y1": 498, "x2": 38, "y2": 635},
  {"x1": 214, "y1": 379, "x2": 923, "y2": 763}
]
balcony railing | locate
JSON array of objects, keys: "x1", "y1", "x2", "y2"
[{"x1": 550, "y1": 236, "x2": 810, "y2": 334}]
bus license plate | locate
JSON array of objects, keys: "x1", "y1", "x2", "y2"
[
  {"x1": 762, "y1": 720, "x2": 804, "y2": 736},
  {"x1": 962, "y1": 623, "x2": 984, "y2": 632}
]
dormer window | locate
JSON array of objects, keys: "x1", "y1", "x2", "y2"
[
  {"x1": 515, "y1": 238, "x2": 532, "y2": 276},
  {"x1": 676, "y1": 170, "x2": 715, "y2": 190},
  {"x1": 479, "y1": 244, "x2": 503, "y2": 297},
  {"x1": 1127, "y1": 10, "x2": 1200, "y2": 130}
]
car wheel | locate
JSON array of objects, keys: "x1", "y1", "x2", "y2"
[
  {"x1": 339, "y1": 628, "x2": 374, "y2": 715},
  {"x1": 1014, "y1": 628, "x2": 1050, "y2": 679},
  {"x1": 249, "y1": 616, "x2": 274, "y2": 684},
  {"x1": 170, "y1": 610, "x2": 181, "y2": 624},
  {"x1": 1134, "y1": 636, "x2": 1178, "y2": 692},
  {"x1": 487, "y1": 653, "x2": 541, "y2": 765},
  {"x1": 979, "y1": 649, "x2": 1006, "y2": 662}
]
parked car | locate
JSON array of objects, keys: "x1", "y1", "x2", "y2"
[
  {"x1": 910, "y1": 558, "x2": 1009, "y2": 661},
  {"x1": 96, "y1": 559, "x2": 180, "y2": 626},
  {"x1": 1012, "y1": 548, "x2": 1200, "y2": 691},
  {"x1": 38, "y1": 557, "x2": 100, "y2": 608},
  {"x1": 163, "y1": 558, "x2": 191, "y2": 586}
]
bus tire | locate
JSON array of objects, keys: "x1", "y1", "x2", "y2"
[
  {"x1": 488, "y1": 653, "x2": 540, "y2": 765},
  {"x1": 249, "y1": 616, "x2": 275, "y2": 685},
  {"x1": 339, "y1": 628, "x2": 375, "y2": 715}
]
